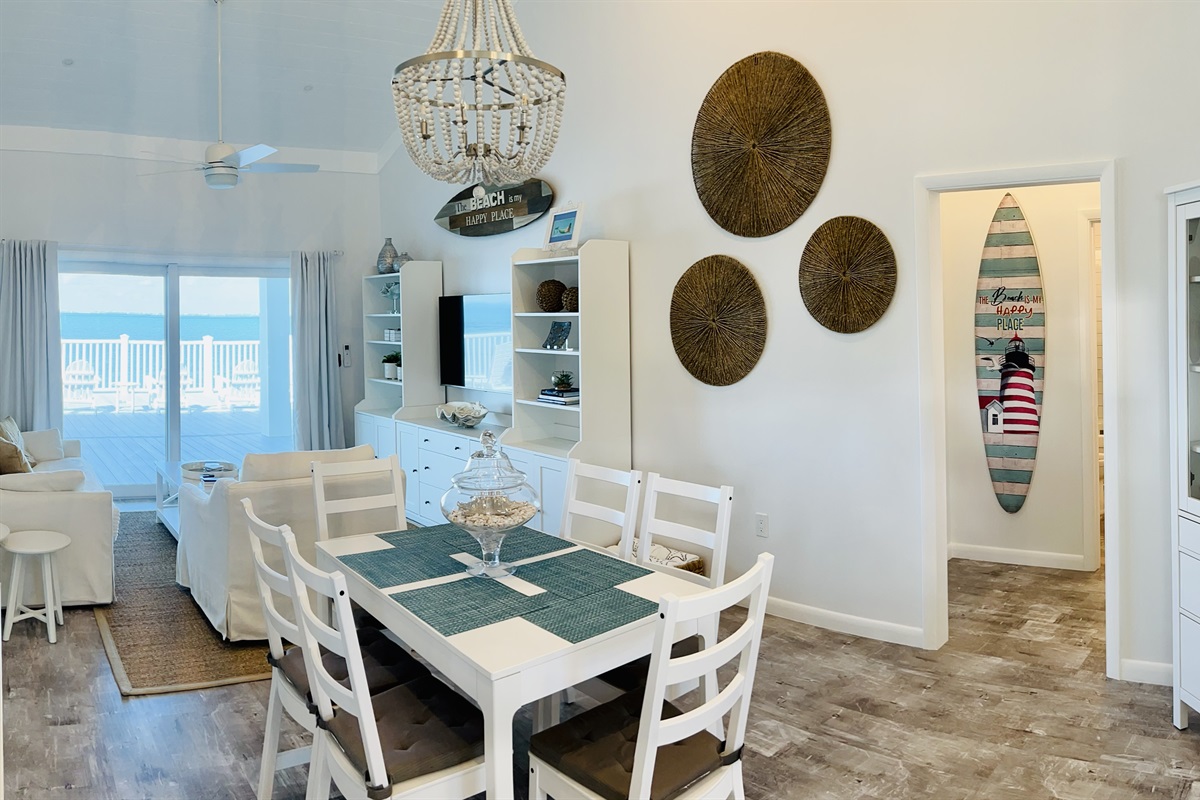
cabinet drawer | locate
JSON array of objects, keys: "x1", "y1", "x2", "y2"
[
  {"x1": 1182, "y1": 551, "x2": 1200, "y2": 618},
  {"x1": 417, "y1": 429, "x2": 473, "y2": 459},
  {"x1": 1183, "y1": 614, "x2": 1200, "y2": 698},
  {"x1": 418, "y1": 449, "x2": 464, "y2": 491},
  {"x1": 1181, "y1": 514, "x2": 1200, "y2": 556},
  {"x1": 418, "y1": 480, "x2": 447, "y2": 519}
]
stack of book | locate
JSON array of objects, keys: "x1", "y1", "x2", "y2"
[{"x1": 537, "y1": 387, "x2": 580, "y2": 405}]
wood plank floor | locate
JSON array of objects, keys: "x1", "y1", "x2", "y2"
[
  {"x1": 62, "y1": 408, "x2": 292, "y2": 488},
  {"x1": 3, "y1": 557, "x2": 1197, "y2": 799}
]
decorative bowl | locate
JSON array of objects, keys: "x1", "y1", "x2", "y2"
[{"x1": 436, "y1": 401, "x2": 490, "y2": 428}]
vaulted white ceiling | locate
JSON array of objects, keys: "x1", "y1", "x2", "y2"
[{"x1": 0, "y1": 0, "x2": 445, "y2": 154}]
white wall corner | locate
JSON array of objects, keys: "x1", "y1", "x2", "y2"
[
  {"x1": 1118, "y1": 659, "x2": 1172, "y2": 687},
  {"x1": 765, "y1": 596, "x2": 929, "y2": 650},
  {"x1": 375, "y1": 129, "x2": 405, "y2": 174}
]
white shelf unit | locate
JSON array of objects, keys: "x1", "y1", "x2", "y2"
[
  {"x1": 1168, "y1": 180, "x2": 1200, "y2": 731},
  {"x1": 503, "y1": 240, "x2": 630, "y2": 471},
  {"x1": 354, "y1": 264, "x2": 445, "y2": 452}
]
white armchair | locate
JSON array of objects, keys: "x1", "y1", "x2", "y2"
[{"x1": 176, "y1": 444, "x2": 402, "y2": 641}]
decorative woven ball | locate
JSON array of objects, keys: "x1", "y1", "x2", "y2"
[
  {"x1": 536, "y1": 279, "x2": 566, "y2": 312},
  {"x1": 561, "y1": 286, "x2": 579, "y2": 312}
]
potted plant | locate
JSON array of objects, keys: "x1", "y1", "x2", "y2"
[
  {"x1": 551, "y1": 370, "x2": 574, "y2": 390},
  {"x1": 382, "y1": 351, "x2": 402, "y2": 380}
]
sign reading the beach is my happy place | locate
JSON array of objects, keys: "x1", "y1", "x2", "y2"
[{"x1": 434, "y1": 178, "x2": 554, "y2": 237}]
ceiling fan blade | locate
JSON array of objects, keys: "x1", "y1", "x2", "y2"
[
  {"x1": 138, "y1": 150, "x2": 197, "y2": 165},
  {"x1": 242, "y1": 163, "x2": 321, "y2": 174},
  {"x1": 140, "y1": 165, "x2": 203, "y2": 177},
  {"x1": 223, "y1": 143, "x2": 277, "y2": 168}
]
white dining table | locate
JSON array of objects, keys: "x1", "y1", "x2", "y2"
[{"x1": 316, "y1": 526, "x2": 705, "y2": 800}]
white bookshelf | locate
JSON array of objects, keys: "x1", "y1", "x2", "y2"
[{"x1": 503, "y1": 240, "x2": 630, "y2": 470}]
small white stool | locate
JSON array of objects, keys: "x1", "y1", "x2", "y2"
[{"x1": 3, "y1": 529, "x2": 71, "y2": 643}]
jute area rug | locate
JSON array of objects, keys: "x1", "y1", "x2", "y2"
[{"x1": 95, "y1": 510, "x2": 271, "y2": 696}]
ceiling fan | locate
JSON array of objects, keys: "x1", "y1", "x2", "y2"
[{"x1": 146, "y1": 0, "x2": 319, "y2": 189}]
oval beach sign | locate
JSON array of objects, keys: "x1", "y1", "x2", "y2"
[
  {"x1": 975, "y1": 193, "x2": 1044, "y2": 514},
  {"x1": 434, "y1": 178, "x2": 554, "y2": 237}
]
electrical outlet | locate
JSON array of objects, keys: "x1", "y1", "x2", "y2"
[
  {"x1": 755, "y1": 512, "x2": 768, "y2": 538},
  {"x1": 342, "y1": 344, "x2": 352, "y2": 367}
]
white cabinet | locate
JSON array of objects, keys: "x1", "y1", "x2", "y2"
[
  {"x1": 354, "y1": 411, "x2": 396, "y2": 459},
  {"x1": 1168, "y1": 181, "x2": 1200, "y2": 730},
  {"x1": 503, "y1": 240, "x2": 631, "y2": 473},
  {"x1": 505, "y1": 448, "x2": 566, "y2": 536},
  {"x1": 354, "y1": 263, "x2": 445, "y2": 425}
]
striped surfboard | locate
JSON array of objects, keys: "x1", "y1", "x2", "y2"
[{"x1": 975, "y1": 193, "x2": 1043, "y2": 513}]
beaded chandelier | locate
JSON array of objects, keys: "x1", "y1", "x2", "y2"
[{"x1": 392, "y1": 0, "x2": 566, "y2": 186}]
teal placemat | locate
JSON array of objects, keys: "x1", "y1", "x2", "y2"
[
  {"x1": 510, "y1": 549, "x2": 645, "y2": 598},
  {"x1": 390, "y1": 579, "x2": 551, "y2": 637},
  {"x1": 379, "y1": 528, "x2": 462, "y2": 558},
  {"x1": 336, "y1": 547, "x2": 462, "y2": 589},
  {"x1": 494, "y1": 527, "x2": 576, "y2": 562},
  {"x1": 522, "y1": 588, "x2": 658, "y2": 644}
]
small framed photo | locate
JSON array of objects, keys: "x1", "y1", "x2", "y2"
[{"x1": 543, "y1": 203, "x2": 583, "y2": 251}]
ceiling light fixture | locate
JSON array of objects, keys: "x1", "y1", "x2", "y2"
[{"x1": 391, "y1": 0, "x2": 565, "y2": 185}]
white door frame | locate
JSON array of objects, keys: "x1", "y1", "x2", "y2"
[{"x1": 913, "y1": 160, "x2": 1121, "y2": 679}]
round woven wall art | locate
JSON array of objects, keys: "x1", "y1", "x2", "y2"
[
  {"x1": 670, "y1": 255, "x2": 767, "y2": 386},
  {"x1": 691, "y1": 51, "x2": 832, "y2": 238},
  {"x1": 799, "y1": 216, "x2": 897, "y2": 334}
]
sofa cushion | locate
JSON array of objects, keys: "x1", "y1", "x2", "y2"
[
  {"x1": 33, "y1": 457, "x2": 106, "y2": 493},
  {"x1": 22, "y1": 428, "x2": 65, "y2": 463},
  {"x1": 241, "y1": 445, "x2": 375, "y2": 482},
  {"x1": 0, "y1": 416, "x2": 34, "y2": 473},
  {"x1": 0, "y1": 470, "x2": 86, "y2": 492}
]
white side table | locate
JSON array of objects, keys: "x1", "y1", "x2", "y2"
[{"x1": 3, "y1": 529, "x2": 71, "y2": 643}]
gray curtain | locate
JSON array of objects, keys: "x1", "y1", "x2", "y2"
[
  {"x1": 0, "y1": 240, "x2": 62, "y2": 431},
  {"x1": 291, "y1": 250, "x2": 345, "y2": 450}
]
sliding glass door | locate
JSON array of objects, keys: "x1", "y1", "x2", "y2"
[{"x1": 59, "y1": 259, "x2": 293, "y2": 498}]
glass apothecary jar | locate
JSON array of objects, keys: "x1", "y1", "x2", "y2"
[{"x1": 441, "y1": 431, "x2": 539, "y2": 578}]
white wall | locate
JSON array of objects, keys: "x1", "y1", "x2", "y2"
[
  {"x1": 379, "y1": 1, "x2": 1200, "y2": 664},
  {"x1": 0, "y1": 144, "x2": 380, "y2": 440},
  {"x1": 942, "y1": 184, "x2": 1100, "y2": 568}
]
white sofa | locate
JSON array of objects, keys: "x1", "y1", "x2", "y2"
[
  {"x1": 177, "y1": 444, "x2": 401, "y2": 641},
  {"x1": 0, "y1": 429, "x2": 119, "y2": 606}
]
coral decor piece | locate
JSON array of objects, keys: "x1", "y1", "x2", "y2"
[
  {"x1": 798, "y1": 216, "x2": 897, "y2": 334},
  {"x1": 691, "y1": 51, "x2": 832, "y2": 238},
  {"x1": 670, "y1": 255, "x2": 767, "y2": 386}
]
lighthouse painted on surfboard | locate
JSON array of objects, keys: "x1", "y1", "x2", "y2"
[{"x1": 975, "y1": 193, "x2": 1044, "y2": 513}]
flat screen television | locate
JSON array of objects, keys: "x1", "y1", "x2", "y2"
[{"x1": 439, "y1": 294, "x2": 513, "y2": 393}]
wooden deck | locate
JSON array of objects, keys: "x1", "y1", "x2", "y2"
[{"x1": 63, "y1": 408, "x2": 292, "y2": 490}]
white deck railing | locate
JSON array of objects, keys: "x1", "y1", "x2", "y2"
[
  {"x1": 463, "y1": 332, "x2": 513, "y2": 391},
  {"x1": 62, "y1": 335, "x2": 259, "y2": 397}
]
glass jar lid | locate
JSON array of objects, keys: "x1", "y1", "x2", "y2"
[{"x1": 450, "y1": 430, "x2": 527, "y2": 492}]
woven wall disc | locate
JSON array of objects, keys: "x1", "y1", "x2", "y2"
[
  {"x1": 670, "y1": 255, "x2": 767, "y2": 386},
  {"x1": 799, "y1": 216, "x2": 897, "y2": 334},
  {"x1": 691, "y1": 51, "x2": 832, "y2": 238}
]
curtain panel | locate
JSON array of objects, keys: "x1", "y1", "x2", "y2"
[
  {"x1": 291, "y1": 251, "x2": 345, "y2": 450},
  {"x1": 0, "y1": 240, "x2": 62, "y2": 431}
]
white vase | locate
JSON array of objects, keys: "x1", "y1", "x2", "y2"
[{"x1": 383, "y1": 363, "x2": 398, "y2": 380}]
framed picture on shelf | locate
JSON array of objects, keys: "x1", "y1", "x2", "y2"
[
  {"x1": 541, "y1": 321, "x2": 572, "y2": 350},
  {"x1": 543, "y1": 203, "x2": 583, "y2": 251}
]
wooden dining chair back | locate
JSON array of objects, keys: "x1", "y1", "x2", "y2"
[
  {"x1": 558, "y1": 458, "x2": 643, "y2": 553},
  {"x1": 637, "y1": 472, "x2": 734, "y2": 589},
  {"x1": 283, "y1": 530, "x2": 487, "y2": 800},
  {"x1": 529, "y1": 553, "x2": 775, "y2": 800},
  {"x1": 311, "y1": 454, "x2": 406, "y2": 542},
  {"x1": 242, "y1": 498, "x2": 315, "y2": 800}
]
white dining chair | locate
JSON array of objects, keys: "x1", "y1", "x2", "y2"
[
  {"x1": 311, "y1": 454, "x2": 406, "y2": 542},
  {"x1": 281, "y1": 528, "x2": 487, "y2": 800},
  {"x1": 558, "y1": 458, "x2": 642, "y2": 553},
  {"x1": 530, "y1": 553, "x2": 774, "y2": 800},
  {"x1": 244, "y1": 498, "x2": 426, "y2": 800}
]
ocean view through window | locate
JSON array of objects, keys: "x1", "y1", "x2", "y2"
[{"x1": 59, "y1": 266, "x2": 293, "y2": 497}]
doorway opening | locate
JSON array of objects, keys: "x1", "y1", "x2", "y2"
[
  {"x1": 58, "y1": 255, "x2": 294, "y2": 498},
  {"x1": 914, "y1": 161, "x2": 1122, "y2": 679}
]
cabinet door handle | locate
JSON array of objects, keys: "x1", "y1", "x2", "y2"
[
  {"x1": 424, "y1": 466, "x2": 430, "y2": 471},
  {"x1": 454, "y1": 446, "x2": 462, "y2": 451},
  {"x1": 423, "y1": 438, "x2": 430, "y2": 443}
]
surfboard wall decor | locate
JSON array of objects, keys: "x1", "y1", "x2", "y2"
[{"x1": 975, "y1": 193, "x2": 1044, "y2": 514}]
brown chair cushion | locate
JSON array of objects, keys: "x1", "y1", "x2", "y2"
[
  {"x1": 0, "y1": 417, "x2": 33, "y2": 474},
  {"x1": 530, "y1": 688, "x2": 724, "y2": 800},
  {"x1": 324, "y1": 674, "x2": 485, "y2": 793},
  {"x1": 275, "y1": 627, "x2": 429, "y2": 705},
  {"x1": 596, "y1": 635, "x2": 703, "y2": 693}
]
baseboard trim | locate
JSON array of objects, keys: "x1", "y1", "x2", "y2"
[
  {"x1": 949, "y1": 542, "x2": 1087, "y2": 570},
  {"x1": 1119, "y1": 658, "x2": 1172, "y2": 687},
  {"x1": 765, "y1": 597, "x2": 928, "y2": 649}
]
